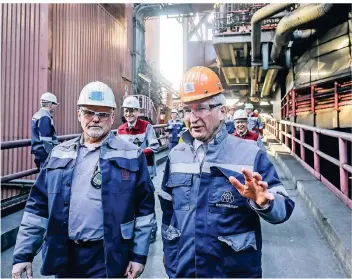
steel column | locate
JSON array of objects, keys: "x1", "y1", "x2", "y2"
[
  {"x1": 313, "y1": 131, "x2": 320, "y2": 179},
  {"x1": 300, "y1": 128, "x2": 305, "y2": 161},
  {"x1": 339, "y1": 138, "x2": 348, "y2": 196}
]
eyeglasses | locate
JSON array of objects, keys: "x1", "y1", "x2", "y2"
[
  {"x1": 234, "y1": 120, "x2": 248, "y2": 125},
  {"x1": 183, "y1": 103, "x2": 221, "y2": 118},
  {"x1": 123, "y1": 108, "x2": 138, "y2": 114},
  {"x1": 80, "y1": 108, "x2": 112, "y2": 120}
]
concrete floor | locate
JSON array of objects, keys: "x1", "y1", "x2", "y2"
[{"x1": 1, "y1": 156, "x2": 347, "y2": 278}]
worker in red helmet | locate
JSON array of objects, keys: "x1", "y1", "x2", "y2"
[{"x1": 232, "y1": 109, "x2": 265, "y2": 151}]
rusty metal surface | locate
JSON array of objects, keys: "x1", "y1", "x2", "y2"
[{"x1": 1, "y1": 3, "x2": 132, "y2": 179}]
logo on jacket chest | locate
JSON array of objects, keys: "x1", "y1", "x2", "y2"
[
  {"x1": 221, "y1": 191, "x2": 234, "y2": 203},
  {"x1": 121, "y1": 169, "x2": 130, "y2": 180},
  {"x1": 216, "y1": 191, "x2": 239, "y2": 209}
]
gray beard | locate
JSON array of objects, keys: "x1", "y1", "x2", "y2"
[{"x1": 87, "y1": 127, "x2": 104, "y2": 138}]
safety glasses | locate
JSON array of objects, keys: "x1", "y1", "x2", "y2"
[
  {"x1": 80, "y1": 108, "x2": 112, "y2": 120},
  {"x1": 183, "y1": 103, "x2": 221, "y2": 118}
]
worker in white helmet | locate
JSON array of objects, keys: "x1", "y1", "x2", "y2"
[
  {"x1": 31, "y1": 92, "x2": 59, "y2": 168},
  {"x1": 117, "y1": 95, "x2": 160, "y2": 243},
  {"x1": 245, "y1": 103, "x2": 263, "y2": 135},
  {"x1": 13, "y1": 81, "x2": 155, "y2": 278},
  {"x1": 165, "y1": 108, "x2": 186, "y2": 150},
  {"x1": 232, "y1": 109, "x2": 265, "y2": 151}
]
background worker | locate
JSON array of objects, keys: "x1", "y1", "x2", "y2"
[
  {"x1": 12, "y1": 81, "x2": 155, "y2": 278},
  {"x1": 178, "y1": 108, "x2": 191, "y2": 144},
  {"x1": 224, "y1": 105, "x2": 236, "y2": 134},
  {"x1": 159, "y1": 66, "x2": 294, "y2": 278},
  {"x1": 232, "y1": 109, "x2": 266, "y2": 151},
  {"x1": 245, "y1": 103, "x2": 263, "y2": 136},
  {"x1": 31, "y1": 92, "x2": 59, "y2": 168},
  {"x1": 165, "y1": 109, "x2": 185, "y2": 150},
  {"x1": 117, "y1": 95, "x2": 160, "y2": 243}
]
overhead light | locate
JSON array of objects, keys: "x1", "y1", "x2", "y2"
[
  {"x1": 270, "y1": 101, "x2": 274, "y2": 104},
  {"x1": 260, "y1": 101, "x2": 270, "y2": 106},
  {"x1": 138, "y1": 73, "x2": 151, "y2": 83},
  {"x1": 236, "y1": 102, "x2": 244, "y2": 106}
]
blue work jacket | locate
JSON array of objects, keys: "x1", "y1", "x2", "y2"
[
  {"x1": 13, "y1": 133, "x2": 155, "y2": 277},
  {"x1": 159, "y1": 124, "x2": 294, "y2": 278}
]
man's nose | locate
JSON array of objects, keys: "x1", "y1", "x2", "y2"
[
  {"x1": 189, "y1": 111, "x2": 199, "y2": 123},
  {"x1": 92, "y1": 115, "x2": 100, "y2": 122}
]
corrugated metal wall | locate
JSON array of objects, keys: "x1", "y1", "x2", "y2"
[
  {"x1": 1, "y1": 3, "x2": 132, "y2": 181},
  {"x1": 50, "y1": 4, "x2": 131, "y2": 135},
  {"x1": 1, "y1": 3, "x2": 48, "y2": 178}
]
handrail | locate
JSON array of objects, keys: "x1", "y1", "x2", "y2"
[
  {"x1": 1, "y1": 124, "x2": 168, "y2": 183},
  {"x1": 265, "y1": 118, "x2": 352, "y2": 209}
]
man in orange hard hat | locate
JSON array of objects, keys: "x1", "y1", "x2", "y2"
[{"x1": 158, "y1": 66, "x2": 294, "y2": 278}]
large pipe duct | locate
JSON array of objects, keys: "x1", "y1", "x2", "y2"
[
  {"x1": 250, "y1": 3, "x2": 294, "y2": 96},
  {"x1": 292, "y1": 29, "x2": 316, "y2": 40},
  {"x1": 251, "y1": 3, "x2": 294, "y2": 64},
  {"x1": 261, "y1": 69, "x2": 278, "y2": 97},
  {"x1": 271, "y1": 3, "x2": 333, "y2": 62},
  {"x1": 132, "y1": 4, "x2": 162, "y2": 93}
]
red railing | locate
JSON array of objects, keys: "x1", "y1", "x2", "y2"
[
  {"x1": 281, "y1": 80, "x2": 352, "y2": 118},
  {"x1": 266, "y1": 118, "x2": 352, "y2": 209},
  {"x1": 1, "y1": 124, "x2": 168, "y2": 184}
]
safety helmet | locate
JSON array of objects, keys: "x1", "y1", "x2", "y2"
[
  {"x1": 41, "y1": 92, "x2": 58, "y2": 105},
  {"x1": 122, "y1": 96, "x2": 140, "y2": 109},
  {"x1": 179, "y1": 66, "x2": 224, "y2": 103},
  {"x1": 244, "y1": 103, "x2": 254, "y2": 110},
  {"x1": 233, "y1": 109, "x2": 248, "y2": 121},
  {"x1": 77, "y1": 81, "x2": 116, "y2": 108},
  {"x1": 254, "y1": 109, "x2": 259, "y2": 114},
  {"x1": 171, "y1": 109, "x2": 178, "y2": 114}
]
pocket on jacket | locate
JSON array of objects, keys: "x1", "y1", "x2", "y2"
[
  {"x1": 218, "y1": 231, "x2": 257, "y2": 252},
  {"x1": 166, "y1": 173, "x2": 193, "y2": 210},
  {"x1": 120, "y1": 220, "x2": 135, "y2": 239}
]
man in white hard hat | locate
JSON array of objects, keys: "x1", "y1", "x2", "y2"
[
  {"x1": 165, "y1": 108, "x2": 185, "y2": 150},
  {"x1": 245, "y1": 103, "x2": 263, "y2": 136},
  {"x1": 12, "y1": 81, "x2": 155, "y2": 278},
  {"x1": 31, "y1": 92, "x2": 59, "y2": 168},
  {"x1": 117, "y1": 95, "x2": 160, "y2": 243},
  {"x1": 224, "y1": 104, "x2": 236, "y2": 134},
  {"x1": 232, "y1": 109, "x2": 265, "y2": 151}
]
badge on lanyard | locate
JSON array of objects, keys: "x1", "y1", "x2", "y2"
[{"x1": 91, "y1": 163, "x2": 102, "y2": 189}]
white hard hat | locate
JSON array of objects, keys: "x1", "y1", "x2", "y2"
[
  {"x1": 171, "y1": 109, "x2": 178, "y2": 114},
  {"x1": 77, "y1": 81, "x2": 116, "y2": 108},
  {"x1": 122, "y1": 96, "x2": 140, "y2": 109},
  {"x1": 41, "y1": 92, "x2": 58, "y2": 105},
  {"x1": 244, "y1": 103, "x2": 254, "y2": 110},
  {"x1": 233, "y1": 109, "x2": 248, "y2": 121}
]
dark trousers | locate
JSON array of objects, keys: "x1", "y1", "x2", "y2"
[{"x1": 56, "y1": 240, "x2": 107, "y2": 278}]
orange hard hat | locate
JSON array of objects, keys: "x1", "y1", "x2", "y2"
[{"x1": 179, "y1": 66, "x2": 224, "y2": 103}]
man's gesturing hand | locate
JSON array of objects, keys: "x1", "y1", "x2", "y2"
[{"x1": 229, "y1": 169, "x2": 274, "y2": 207}]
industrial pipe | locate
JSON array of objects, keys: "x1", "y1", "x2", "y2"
[
  {"x1": 261, "y1": 69, "x2": 279, "y2": 97},
  {"x1": 250, "y1": 3, "x2": 294, "y2": 96},
  {"x1": 292, "y1": 29, "x2": 316, "y2": 40},
  {"x1": 251, "y1": 3, "x2": 294, "y2": 64},
  {"x1": 132, "y1": 4, "x2": 162, "y2": 93},
  {"x1": 271, "y1": 3, "x2": 333, "y2": 62}
]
